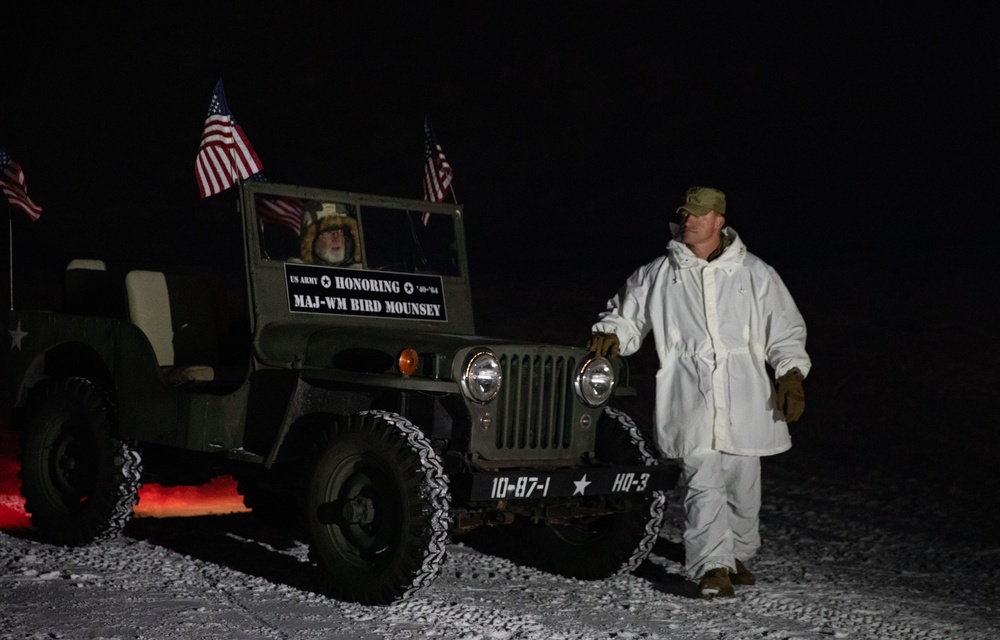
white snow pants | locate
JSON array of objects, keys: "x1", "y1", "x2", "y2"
[{"x1": 680, "y1": 451, "x2": 761, "y2": 580}]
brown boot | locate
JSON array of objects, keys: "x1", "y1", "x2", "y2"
[
  {"x1": 730, "y1": 559, "x2": 756, "y2": 586},
  {"x1": 697, "y1": 567, "x2": 735, "y2": 599}
]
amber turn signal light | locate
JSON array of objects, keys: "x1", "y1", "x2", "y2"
[{"x1": 398, "y1": 348, "x2": 419, "y2": 375}]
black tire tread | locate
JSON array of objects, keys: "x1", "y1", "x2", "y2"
[
  {"x1": 307, "y1": 410, "x2": 449, "y2": 604},
  {"x1": 18, "y1": 377, "x2": 142, "y2": 546}
]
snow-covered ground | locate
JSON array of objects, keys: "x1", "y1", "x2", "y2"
[
  {"x1": 2, "y1": 450, "x2": 998, "y2": 639},
  {"x1": 3, "y1": 262, "x2": 999, "y2": 639}
]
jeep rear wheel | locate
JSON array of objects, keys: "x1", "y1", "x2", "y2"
[
  {"x1": 306, "y1": 410, "x2": 450, "y2": 605},
  {"x1": 512, "y1": 407, "x2": 666, "y2": 579},
  {"x1": 18, "y1": 378, "x2": 142, "y2": 546}
]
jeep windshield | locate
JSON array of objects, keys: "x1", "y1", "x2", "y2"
[
  {"x1": 241, "y1": 183, "x2": 475, "y2": 333},
  {"x1": 253, "y1": 191, "x2": 460, "y2": 277}
]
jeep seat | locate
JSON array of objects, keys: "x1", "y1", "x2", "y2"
[{"x1": 125, "y1": 270, "x2": 222, "y2": 386}]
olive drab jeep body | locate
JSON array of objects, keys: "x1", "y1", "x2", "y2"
[{"x1": 4, "y1": 181, "x2": 679, "y2": 605}]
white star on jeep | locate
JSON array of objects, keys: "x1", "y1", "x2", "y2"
[
  {"x1": 572, "y1": 474, "x2": 591, "y2": 496},
  {"x1": 9, "y1": 321, "x2": 28, "y2": 352}
]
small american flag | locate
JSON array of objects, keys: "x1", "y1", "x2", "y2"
[
  {"x1": 248, "y1": 172, "x2": 303, "y2": 236},
  {"x1": 0, "y1": 147, "x2": 42, "y2": 221},
  {"x1": 195, "y1": 79, "x2": 263, "y2": 198},
  {"x1": 422, "y1": 116, "x2": 453, "y2": 224}
]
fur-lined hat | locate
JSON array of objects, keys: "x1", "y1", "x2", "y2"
[{"x1": 300, "y1": 202, "x2": 362, "y2": 266}]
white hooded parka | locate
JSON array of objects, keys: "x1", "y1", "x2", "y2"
[{"x1": 593, "y1": 227, "x2": 810, "y2": 458}]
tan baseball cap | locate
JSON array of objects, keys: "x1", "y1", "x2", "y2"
[{"x1": 675, "y1": 186, "x2": 726, "y2": 217}]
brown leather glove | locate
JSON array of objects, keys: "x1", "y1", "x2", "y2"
[
  {"x1": 586, "y1": 332, "x2": 620, "y2": 358},
  {"x1": 776, "y1": 368, "x2": 805, "y2": 422}
]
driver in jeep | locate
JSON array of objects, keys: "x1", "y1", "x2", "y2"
[{"x1": 300, "y1": 201, "x2": 362, "y2": 268}]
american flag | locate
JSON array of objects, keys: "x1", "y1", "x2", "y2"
[
  {"x1": 195, "y1": 79, "x2": 263, "y2": 198},
  {"x1": 248, "y1": 172, "x2": 303, "y2": 236},
  {"x1": 422, "y1": 116, "x2": 453, "y2": 224},
  {"x1": 0, "y1": 147, "x2": 42, "y2": 221}
]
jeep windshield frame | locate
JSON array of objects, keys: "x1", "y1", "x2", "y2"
[{"x1": 239, "y1": 182, "x2": 475, "y2": 336}]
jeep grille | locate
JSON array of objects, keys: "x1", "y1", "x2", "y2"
[{"x1": 495, "y1": 353, "x2": 577, "y2": 450}]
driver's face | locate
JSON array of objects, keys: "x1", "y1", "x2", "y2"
[{"x1": 317, "y1": 228, "x2": 345, "y2": 251}]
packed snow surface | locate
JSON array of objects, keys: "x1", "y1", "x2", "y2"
[{"x1": 2, "y1": 452, "x2": 998, "y2": 640}]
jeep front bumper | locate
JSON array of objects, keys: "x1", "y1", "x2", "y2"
[{"x1": 451, "y1": 463, "x2": 680, "y2": 502}]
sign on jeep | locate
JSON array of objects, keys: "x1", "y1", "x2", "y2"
[{"x1": 4, "y1": 181, "x2": 679, "y2": 605}]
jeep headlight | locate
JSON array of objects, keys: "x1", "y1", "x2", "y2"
[
  {"x1": 575, "y1": 357, "x2": 616, "y2": 406},
  {"x1": 462, "y1": 351, "x2": 502, "y2": 403}
]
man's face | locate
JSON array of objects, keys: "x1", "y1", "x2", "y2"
[
  {"x1": 317, "y1": 228, "x2": 345, "y2": 252},
  {"x1": 314, "y1": 227, "x2": 349, "y2": 265},
  {"x1": 678, "y1": 210, "x2": 724, "y2": 246}
]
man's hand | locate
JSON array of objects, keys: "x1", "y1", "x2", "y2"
[
  {"x1": 776, "y1": 368, "x2": 805, "y2": 422},
  {"x1": 586, "y1": 332, "x2": 620, "y2": 358}
]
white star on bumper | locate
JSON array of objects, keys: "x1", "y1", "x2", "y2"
[{"x1": 8, "y1": 321, "x2": 27, "y2": 351}]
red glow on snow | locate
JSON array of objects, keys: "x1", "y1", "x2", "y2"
[
  {"x1": 133, "y1": 476, "x2": 249, "y2": 518},
  {"x1": 0, "y1": 419, "x2": 248, "y2": 531},
  {"x1": 0, "y1": 456, "x2": 248, "y2": 529},
  {"x1": 0, "y1": 481, "x2": 29, "y2": 530},
  {"x1": 0, "y1": 424, "x2": 30, "y2": 529}
]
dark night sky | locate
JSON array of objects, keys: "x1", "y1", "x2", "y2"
[{"x1": 3, "y1": 3, "x2": 999, "y2": 295}]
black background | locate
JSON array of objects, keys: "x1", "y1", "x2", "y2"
[{"x1": 3, "y1": 3, "x2": 998, "y2": 289}]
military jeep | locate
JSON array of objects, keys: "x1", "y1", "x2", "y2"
[{"x1": 4, "y1": 181, "x2": 678, "y2": 605}]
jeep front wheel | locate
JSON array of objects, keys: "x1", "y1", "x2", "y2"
[
  {"x1": 306, "y1": 410, "x2": 450, "y2": 605},
  {"x1": 18, "y1": 377, "x2": 142, "y2": 546}
]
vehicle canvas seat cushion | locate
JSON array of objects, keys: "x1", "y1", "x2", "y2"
[{"x1": 124, "y1": 270, "x2": 221, "y2": 385}]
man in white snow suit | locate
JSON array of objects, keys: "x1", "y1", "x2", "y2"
[{"x1": 586, "y1": 186, "x2": 810, "y2": 598}]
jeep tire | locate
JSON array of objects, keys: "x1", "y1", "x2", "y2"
[
  {"x1": 18, "y1": 377, "x2": 142, "y2": 546},
  {"x1": 306, "y1": 410, "x2": 450, "y2": 605}
]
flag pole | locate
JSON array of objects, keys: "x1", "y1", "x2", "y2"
[{"x1": 8, "y1": 214, "x2": 13, "y2": 310}]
